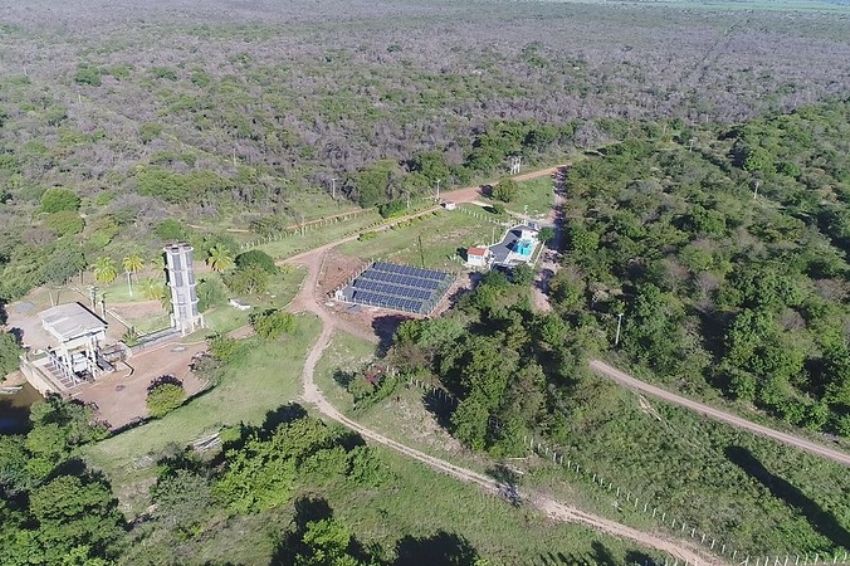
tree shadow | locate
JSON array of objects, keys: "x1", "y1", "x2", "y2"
[
  {"x1": 270, "y1": 497, "x2": 371, "y2": 565},
  {"x1": 487, "y1": 462, "x2": 522, "y2": 507},
  {"x1": 725, "y1": 446, "x2": 850, "y2": 550},
  {"x1": 332, "y1": 368, "x2": 356, "y2": 389},
  {"x1": 372, "y1": 314, "x2": 410, "y2": 355},
  {"x1": 261, "y1": 403, "x2": 308, "y2": 434},
  {"x1": 270, "y1": 496, "x2": 334, "y2": 565},
  {"x1": 625, "y1": 550, "x2": 660, "y2": 565},
  {"x1": 422, "y1": 388, "x2": 454, "y2": 431},
  {"x1": 393, "y1": 530, "x2": 480, "y2": 565}
]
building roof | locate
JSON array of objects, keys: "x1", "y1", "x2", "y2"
[
  {"x1": 39, "y1": 302, "x2": 107, "y2": 341},
  {"x1": 467, "y1": 247, "x2": 488, "y2": 256}
]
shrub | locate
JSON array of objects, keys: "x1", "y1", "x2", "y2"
[
  {"x1": 378, "y1": 199, "x2": 406, "y2": 219},
  {"x1": 197, "y1": 277, "x2": 228, "y2": 312},
  {"x1": 146, "y1": 376, "x2": 186, "y2": 418},
  {"x1": 223, "y1": 265, "x2": 269, "y2": 295},
  {"x1": 493, "y1": 178, "x2": 519, "y2": 203},
  {"x1": 235, "y1": 249, "x2": 277, "y2": 274},
  {"x1": 43, "y1": 211, "x2": 84, "y2": 237},
  {"x1": 0, "y1": 331, "x2": 22, "y2": 377},
  {"x1": 73, "y1": 65, "x2": 102, "y2": 86},
  {"x1": 154, "y1": 219, "x2": 189, "y2": 242},
  {"x1": 250, "y1": 309, "x2": 296, "y2": 340},
  {"x1": 139, "y1": 122, "x2": 163, "y2": 144},
  {"x1": 40, "y1": 187, "x2": 80, "y2": 213}
]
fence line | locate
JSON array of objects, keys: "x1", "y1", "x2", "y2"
[{"x1": 404, "y1": 379, "x2": 849, "y2": 566}]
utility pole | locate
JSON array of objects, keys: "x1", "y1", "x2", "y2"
[
  {"x1": 100, "y1": 295, "x2": 107, "y2": 318},
  {"x1": 89, "y1": 286, "x2": 98, "y2": 309},
  {"x1": 406, "y1": 191, "x2": 410, "y2": 210},
  {"x1": 753, "y1": 179, "x2": 761, "y2": 200},
  {"x1": 615, "y1": 313, "x2": 624, "y2": 347},
  {"x1": 418, "y1": 235, "x2": 425, "y2": 268},
  {"x1": 435, "y1": 178, "x2": 441, "y2": 202},
  {"x1": 331, "y1": 177, "x2": 337, "y2": 200}
]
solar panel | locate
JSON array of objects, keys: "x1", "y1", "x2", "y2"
[
  {"x1": 358, "y1": 270, "x2": 441, "y2": 290},
  {"x1": 344, "y1": 262, "x2": 454, "y2": 314},
  {"x1": 372, "y1": 262, "x2": 447, "y2": 282},
  {"x1": 352, "y1": 279, "x2": 432, "y2": 300}
]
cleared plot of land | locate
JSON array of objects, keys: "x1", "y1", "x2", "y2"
[
  {"x1": 85, "y1": 314, "x2": 321, "y2": 515},
  {"x1": 507, "y1": 176, "x2": 557, "y2": 218},
  {"x1": 258, "y1": 210, "x2": 384, "y2": 259},
  {"x1": 336, "y1": 207, "x2": 504, "y2": 272}
]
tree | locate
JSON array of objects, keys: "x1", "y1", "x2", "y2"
[
  {"x1": 235, "y1": 249, "x2": 277, "y2": 274},
  {"x1": 92, "y1": 257, "x2": 117, "y2": 285},
  {"x1": 40, "y1": 187, "x2": 80, "y2": 213},
  {"x1": 294, "y1": 519, "x2": 363, "y2": 566},
  {"x1": 224, "y1": 265, "x2": 269, "y2": 295},
  {"x1": 28, "y1": 475, "x2": 125, "y2": 562},
  {"x1": 146, "y1": 376, "x2": 186, "y2": 418},
  {"x1": 207, "y1": 244, "x2": 234, "y2": 272},
  {"x1": 492, "y1": 178, "x2": 518, "y2": 203},
  {"x1": 41, "y1": 247, "x2": 87, "y2": 305},
  {"x1": 0, "y1": 331, "x2": 21, "y2": 379},
  {"x1": 139, "y1": 277, "x2": 166, "y2": 302},
  {"x1": 250, "y1": 309, "x2": 296, "y2": 339},
  {"x1": 121, "y1": 254, "x2": 144, "y2": 296}
]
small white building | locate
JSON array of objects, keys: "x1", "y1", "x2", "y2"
[
  {"x1": 466, "y1": 246, "x2": 490, "y2": 268},
  {"x1": 442, "y1": 201, "x2": 457, "y2": 211}
]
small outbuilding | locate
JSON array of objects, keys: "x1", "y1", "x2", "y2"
[
  {"x1": 442, "y1": 201, "x2": 457, "y2": 210},
  {"x1": 466, "y1": 246, "x2": 491, "y2": 268}
]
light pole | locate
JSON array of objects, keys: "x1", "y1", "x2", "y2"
[
  {"x1": 615, "y1": 313, "x2": 624, "y2": 347},
  {"x1": 752, "y1": 179, "x2": 760, "y2": 200},
  {"x1": 436, "y1": 178, "x2": 441, "y2": 202}
]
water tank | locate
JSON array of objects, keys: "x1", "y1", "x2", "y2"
[{"x1": 164, "y1": 243, "x2": 204, "y2": 335}]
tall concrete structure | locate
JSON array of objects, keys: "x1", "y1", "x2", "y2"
[{"x1": 164, "y1": 243, "x2": 204, "y2": 335}]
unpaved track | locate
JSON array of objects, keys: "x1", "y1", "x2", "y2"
[
  {"x1": 287, "y1": 246, "x2": 724, "y2": 566},
  {"x1": 589, "y1": 360, "x2": 850, "y2": 468}
]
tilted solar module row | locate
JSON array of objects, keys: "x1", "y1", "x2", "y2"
[
  {"x1": 351, "y1": 290, "x2": 425, "y2": 313},
  {"x1": 352, "y1": 279, "x2": 432, "y2": 300},
  {"x1": 358, "y1": 270, "x2": 442, "y2": 290},
  {"x1": 372, "y1": 262, "x2": 450, "y2": 282}
]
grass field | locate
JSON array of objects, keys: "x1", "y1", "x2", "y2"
[
  {"x1": 507, "y1": 176, "x2": 557, "y2": 218},
  {"x1": 85, "y1": 314, "x2": 321, "y2": 515},
  {"x1": 257, "y1": 209, "x2": 384, "y2": 259},
  {"x1": 314, "y1": 331, "x2": 850, "y2": 558},
  {"x1": 336, "y1": 206, "x2": 506, "y2": 272}
]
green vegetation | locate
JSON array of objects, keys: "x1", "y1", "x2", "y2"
[
  {"x1": 85, "y1": 314, "x2": 321, "y2": 513},
  {"x1": 337, "y1": 206, "x2": 501, "y2": 271},
  {"x1": 145, "y1": 376, "x2": 187, "y2": 418},
  {"x1": 0, "y1": 397, "x2": 119, "y2": 565},
  {"x1": 0, "y1": 331, "x2": 22, "y2": 377}
]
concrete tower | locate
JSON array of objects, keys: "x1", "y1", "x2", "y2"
[{"x1": 164, "y1": 243, "x2": 204, "y2": 335}]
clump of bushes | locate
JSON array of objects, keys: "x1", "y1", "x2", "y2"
[
  {"x1": 146, "y1": 375, "x2": 186, "y2": 418},
  {"x1": 250, "y1": 309, "x2": 296, "y2": 340}
]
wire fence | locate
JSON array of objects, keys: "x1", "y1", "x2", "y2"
[{"x1": 404, "y1": 379, "x2": 850, "y2": 566}]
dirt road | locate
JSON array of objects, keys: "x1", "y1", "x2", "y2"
[
  {"x1": 589, "y1": 360, "x2": 850, "y2": 468},
  {"x1": 286, "y1": 246, "x2": 723, "y2": 566}
]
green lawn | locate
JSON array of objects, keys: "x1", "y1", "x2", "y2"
[
  {"x1": 257, "y1": 210, "x2": 383, "y2": 259},
  {"x1": 336, "y1": 206, "x2": 504, "y2": 272},
  {"x1": 85, "y1": 314, "x2": 321, "y2": 515},
  {"x1": 185, "y1": 266, "x2": 307, "y2": 338},
  {"x1": 509, "y1": 176, "x2": 556, "y2": 218}
]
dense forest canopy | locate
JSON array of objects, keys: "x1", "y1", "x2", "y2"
[{"x1": 2, "y1": 0, "x2": 850, "y2": 300}]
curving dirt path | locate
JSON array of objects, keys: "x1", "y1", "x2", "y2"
[
  {"x1": 286, "y1": 247, "x2": 724, "y2": 566},
  {"x1": 589, "y1": 360, "x2": 850, "y2": 468}
]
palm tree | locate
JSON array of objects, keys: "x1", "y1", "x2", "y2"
[
  {"x1": 92, "y1": 256, "x2": 118, "y2": 285},
  {"x1": 122, "y1": 253, "x2": 144, "y2": 296},
  {"x1": 207, "y1": 244, "x2": 234, "y2": 272},
  {"x1": 139, "y1": 278, "x2": 166, "y2": 302}
]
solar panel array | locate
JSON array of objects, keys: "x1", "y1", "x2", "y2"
[{"x1": 342, "y1": 262, "x2": 454, "y2": 314}]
